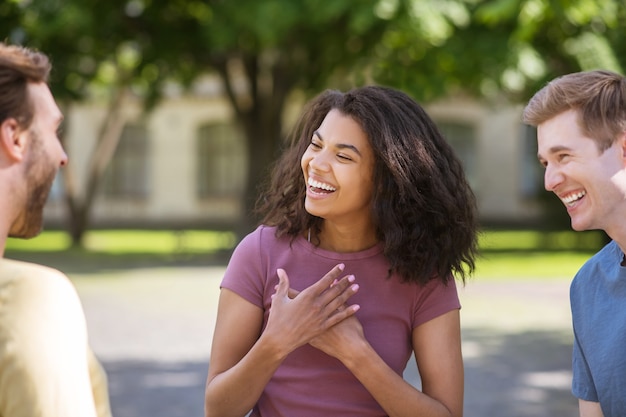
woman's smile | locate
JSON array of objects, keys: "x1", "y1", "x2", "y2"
[
  {"x1": 307, "y1": 177, "x2": 337, "y2": 195},
  {"x1": 301, "y1": 109, "x2": 374, "y2": 223}
]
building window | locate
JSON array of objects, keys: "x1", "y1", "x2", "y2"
[
  {"x1": 102, "y1": 124, "x2": 150, "y2": 199},
  {"x1": 437, "y1": 121, "x2": 478, "y2": 190},
  {"x1": 520, "y1": 124, "x2": 542, "y2": 198},
  {"x1": 196, "y1": 122, "x2": 247, "y2": 199}
]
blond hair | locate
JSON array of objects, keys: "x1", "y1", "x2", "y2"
[{"x1": 523, "y1": 70, "x2": 626, "y2": 151}]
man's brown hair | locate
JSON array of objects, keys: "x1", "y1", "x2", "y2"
[
  {"x1": 0, "y1": 43, "x2": 51, "y2": 130},
  {"x1": 523, "y1": 70, "x2": 626, "y2": 151}
]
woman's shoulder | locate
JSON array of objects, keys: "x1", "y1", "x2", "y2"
[{"x1": 238, "y1": 225, "x2": 291, "y2": 251}]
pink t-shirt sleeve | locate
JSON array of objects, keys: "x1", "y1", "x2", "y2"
[
  {"x1": 220, "y1": 227, "x2": 267, "y2": 309},
  {"x1": 412, "y1": 277, "x2": 461, "y2": 329}
]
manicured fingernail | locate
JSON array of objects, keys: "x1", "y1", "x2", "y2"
[
  {"x1": 351, "y1": 284, "x2": 359, "y2": 291},
  {"x1": 338, "y1": 263, "x2": 345, "y2": 271},
  {"x1": 348, "y1": 275, "x2": 355, "y2": 283}
]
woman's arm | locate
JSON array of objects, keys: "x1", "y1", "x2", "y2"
[
  {"x1": 204, "y1": 289, "x2": 277, "y2": 417},
  {"x1": 410, "y1": 309, "x2": 464, "y2": 417},
  {"x1": 311, "y1": 309, "x2": 463, "y2": 417},
  {"x1": 205, "y1": 265, "x2": 360, "y2": 417}
]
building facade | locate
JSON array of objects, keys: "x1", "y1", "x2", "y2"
[{"x1": 43, "y1": 89, "x2": 545, "y2": 229}]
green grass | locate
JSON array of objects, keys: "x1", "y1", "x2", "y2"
[
  {"x1": 474, "y1": 251, "x2": 592, "y2": 280},
  {"x1": 471, "y1": 229, "x2": 603, "y2": 280},
  {"x1": 5, "y1": 228, "x2": 604, "y2": 280},
  {"x1": 5, "y1": 229, "x2": 237, "y2": 273},
  {"x1": 6, "y1": 229, "x2": 236, "y2": 254},
  {"x1": 478, "y1": 229, "x2": 605, "y2": 252},
  {"x1": 5, "y1": 230, "x2": 71, "y2": 251}
]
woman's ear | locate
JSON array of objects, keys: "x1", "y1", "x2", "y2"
[{"x1": 0, "y1": 118, "x2": 26, "y2": 162}]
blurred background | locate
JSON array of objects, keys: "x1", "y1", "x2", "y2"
[{"x1": 3, "y1": 0, "x2": 625, "y2": 416}]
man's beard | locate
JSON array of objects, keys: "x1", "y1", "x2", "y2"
[{"x1": 9, "y1": 131, "x2": 58, "y2": 239}]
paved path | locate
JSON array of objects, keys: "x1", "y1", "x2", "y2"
[{"x1": 73, "y1": 267, "x2": 578, "y2": 417}]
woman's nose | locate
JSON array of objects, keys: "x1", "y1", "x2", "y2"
[{"x1": 309, "y1": 152, "x2": 331, "y2": 171}]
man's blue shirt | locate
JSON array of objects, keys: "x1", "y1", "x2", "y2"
[{"x1": 571, "y1": 240, "x2": 626, "y2": 416}]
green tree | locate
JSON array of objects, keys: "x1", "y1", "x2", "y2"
[
  {"x1": 435, "y1": 0, "x2": 623, "y2": 102},
  {"x1": 126, "y1": 0, "x2": 477, "y2": 237},
  {"x1": 2, "y1": 0, "x2": 403, "y2": 242},
  {"x1": 5, "y1": 0, "x2": 625, "y2": 244},
  {"x1": 1, "y1": 0, "x2": 183, "y2": 245},
  {"x1": 138, "y1": 0, "x2": 626, "y2": 236}
]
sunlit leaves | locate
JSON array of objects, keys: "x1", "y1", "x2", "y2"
[
  {"x1": 440, "y1": 0, "x2": 626, "y2": 101},
  {"x1": 375, "y1": 0, "x2": 400, "y2": 20},
  {"x1": 475, "y1": 0, "x2": 524, "y2": 27},
  {"x1": 2, "y1": 0, "x2": 625, "y2": 109},
  {"x1": 564, "y1": 31, "x2": 622, "y2": 73},
  {"x1": 563, "y1": 0, "x2": 618, "y2": 27}
]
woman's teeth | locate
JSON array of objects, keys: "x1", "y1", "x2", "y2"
[{"x1": 308, "y1": 178, "x2": 336, "y2": 192}]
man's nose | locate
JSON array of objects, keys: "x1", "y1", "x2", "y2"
[
  {"x1": 544, "y1": 165, "x2": 564, "y2": 191},
  {"x1": 59, "y1": 149, "x2": 68, "y2": 167}
]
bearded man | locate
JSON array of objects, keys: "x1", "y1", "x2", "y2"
[{"x1": 0, "y1": 42, "x2": 111, "y2": 417}]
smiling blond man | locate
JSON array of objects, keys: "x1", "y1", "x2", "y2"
[{"x1": 524, "y1": 70, "x2": 626, "y2": 417}]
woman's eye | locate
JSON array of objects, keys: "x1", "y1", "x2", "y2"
[
  {"x1": 338, "y1": 154, "x2": 352, "y2": 161},
  {"x1": 310, "y1": 141, "x2": 322, "y2": 149}
]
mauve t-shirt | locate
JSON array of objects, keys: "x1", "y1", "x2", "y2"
[{"x1": 221, "y1": 225, "x2": 461, "y2": 417}]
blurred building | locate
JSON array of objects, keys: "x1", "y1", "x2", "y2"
[{"x1": 43, "y1": 81, "x2": 545, "y2": 229}]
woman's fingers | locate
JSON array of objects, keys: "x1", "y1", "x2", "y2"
[
  {"x1": 324, "y1": 302, "x2": 360, "y2": 328},
  {"x1": 275, "y1": 264, "x2": 360, "y2": 324},
  {"x1": 276, "y1": 264, "x2": 347, "y2": 300},
  {"x1": 309, "y1": 264, "x2": 345, "y2": 294},
  {"x1": 277, "y1": 275, "x2": 358, "y2": 315},
  {"x1": 317, "y1": 274, "x2": 358, "y2": 311},
  {"x1": 327, "y1": 280, "x2": 359, "y2": 311},
  {"x1": 267, "y1": 266, "x2": 360, "y2": 351},
  {"x1": 273, "y1": 268, "x2": 290, "y2": 300},
  {"x1": 299, "y1": 269, "x2": 360, "y2": 324}
]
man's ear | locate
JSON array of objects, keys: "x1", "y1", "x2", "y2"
[{"x1": 0, "y1": 118, "x2": 26, "y2": 162}]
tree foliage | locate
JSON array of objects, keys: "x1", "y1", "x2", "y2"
[{"x1": 2, "y1": 0, "x2": 626, "y2": 242}]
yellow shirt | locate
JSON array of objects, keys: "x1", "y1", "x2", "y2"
[{"x1": 0, "y1": 259, "x2": 111, "y2": 417}]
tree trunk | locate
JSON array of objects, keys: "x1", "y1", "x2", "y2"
[
  {"x1": 214, "y1": 53, "x2": 294, "y2": 241},
  {"x1": 61, "y1": 87, "x2": 128, "y2": 247}
]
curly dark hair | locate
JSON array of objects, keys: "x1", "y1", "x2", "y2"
[{"x1": 256, "y1": 86, "x2": 479, "y2": 285}]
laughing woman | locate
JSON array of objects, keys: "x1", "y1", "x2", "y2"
[{"x1": 204, "y1": 86, "x2": 478, "y2": 417}]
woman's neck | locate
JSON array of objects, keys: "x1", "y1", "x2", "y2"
[{"x1": 315, "y1": 222, "x2": 378, "y2": 253}]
